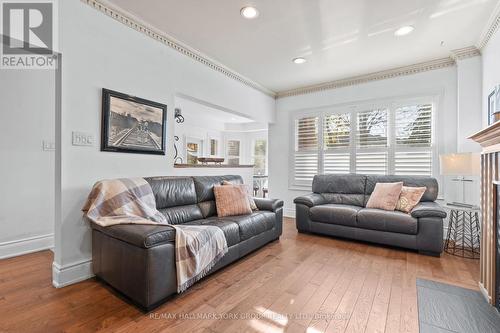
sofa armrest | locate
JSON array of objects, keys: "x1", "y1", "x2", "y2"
[
  {"x1": 411, "y1": 202, "x2": 447, "y2": 219},
  {"x1": 293, "y1": 193, "x2": 326, "y2": 207},
  {"x1": 90, "y1": 222, "x2": 175, "y2": 248},
  {"x1": 254, "y1": 198, "x2": 284, "y2": 212}
]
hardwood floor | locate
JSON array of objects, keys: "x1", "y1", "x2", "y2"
[{"x1": 0, "y1": 218, "x2": 479, "y2": 333}]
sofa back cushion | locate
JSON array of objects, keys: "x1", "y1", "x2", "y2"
[
  {"x1": 145, "y1": 176, "x2": 198, "y2": 208},
  {"x1": 365, "y1": 175, "x2": 438, "y2": 205},
  {"x1": 312, "y1": 174, "x2": 367, "y2": 207},
  {"x1": 193, "y1": 175, "x2": 244, "y2": 218},
  {"x1": 145, "y1": 176, "x2": 203, "y2": 224},
  {"x1": 311, "y1": 174, "x2": 439, "y2": 208}
]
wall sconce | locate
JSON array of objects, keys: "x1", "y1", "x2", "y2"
[
  {"x1": 174, "y1": 108, "x2": 185, "y2": 123},
  {"x1": 174, "y1": 108, "x2": 185, "y2": 164}
]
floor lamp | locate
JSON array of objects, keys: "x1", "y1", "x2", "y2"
[{"x1": 439, "y1": 152, "x2": 480, "y2": 208}]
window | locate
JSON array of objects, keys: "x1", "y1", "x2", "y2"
[
  {"x1": 323, "y1": 113, "x2": 350, "y2": 174},
  {"x1": 227, "y1": 140, "x2": 240, "y2": 165},
  {"x1": 186, "y1": 138, "x2": 203, "y2": 165},
  {"x1": 294, "y1": 116, "x2": 319, "y2": 184},
  {"x1": 355, "y1": 109, "x2": 388, "y2": 175},
  {"x1": 210, "y1": 139, "x2": 218, "y2": 156},
  {"x1": 394, "y1": 104, "x2": 433, "y2": 176},
  {"x1": 292, "y1": 98, "x2": 435, "y2": 186},
  {"x1": 253, "y1": 139, "x2": 267, "y2": 175}
]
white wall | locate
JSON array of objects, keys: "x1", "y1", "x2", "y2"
[
  {"x1": 0, "y1": 69, "x2": 55, "y2": 259},
  {"x1": 53, "y1": 0, "x2": 275, "y2": 286},
  {"x1": 270, "y1": 67, "x2": 460, "y2": 217},
  {"x1": 176, "y1": 120, "x2": 225, "y2": 161},
  {"x1": 482, "y1": 30, "x2": 500, "y2": 127},
  {"x1": 456, "y1": 56, "x2": 482, "y2": 153},
  {"x1": 173, "y1": 98, "x2": 268, "y2": 164}
]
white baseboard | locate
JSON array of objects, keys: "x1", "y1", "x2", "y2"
[
  {"x1": 52, "y1": 258, "x2": 94, "y2": 288},
  {"x1": 478, "y1": 282, "x2": 492, "y2": 304},
  {"x1": 284, "y1": 207, "x2": 295, "y2": 218},
  {"x1": 0, "y1": 233, "x2": 54, "y2": 259}
]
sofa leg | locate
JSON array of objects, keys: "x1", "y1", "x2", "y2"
[{"x1": 418, "y1": 250, "x2": 441, "y2": 257}]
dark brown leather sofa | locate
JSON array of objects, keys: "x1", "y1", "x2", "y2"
[
  {"x1": 294, "y1": 174, "x2": 447, "y2": 256},
  {"x1": 90, "y1": 175, "x2": 283, "y2": 310}
]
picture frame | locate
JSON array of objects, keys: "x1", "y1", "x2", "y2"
[
  {"x1": 101, "y1": 89, "x2": 167, "y2": 155},
  {"x1": 488, "y1": 90, "x2": 495, "y2": 125}
]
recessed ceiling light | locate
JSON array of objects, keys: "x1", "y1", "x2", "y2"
[
  {"x1": 240, "y1": 6, "x2": 259, "y2": 19},
  {"x1": 292, "y1": 57, "x2": 306, "y2": 64},
  {"x1": 394, "y1": 25, "x2": 415, "y2": 36}
]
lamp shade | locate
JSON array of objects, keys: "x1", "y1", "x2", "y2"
[{"x1": 439, "y1": 153, "x2": 480, "y2": 176}]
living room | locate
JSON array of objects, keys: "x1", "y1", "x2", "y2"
[{"x1": 1, "y1": 0, "x2": 500, "y2": 332}]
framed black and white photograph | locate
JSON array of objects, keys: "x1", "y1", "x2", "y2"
[
  {"x1": 101, "y1": 89, "x2": 167, "y2": 155},
  {"x1": 488, "y1": 90, "x2": 495, "y2": 125}
]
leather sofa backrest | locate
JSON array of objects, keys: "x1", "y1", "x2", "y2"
[
  {"x1": 145, "y1": 176, "x2": 198, "y2": 208},
  {"x1": 312, "y1": 174, "x2": 439, "y2": 207},
  {"x1": 312, "y1": 174, "x2": 367, "y2": 207},
  {"x1": 145, "y1": 176, "x2": 203, "y2": 224},
  {"x1": 192, "y1": 175, "x2": 243, "y2": 218},
  {"x1": 365, "y1": 175, "x2": 438, "y2": 203}
]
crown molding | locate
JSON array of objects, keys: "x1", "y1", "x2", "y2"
[
  {"x1": 276, "y1": 57, "x2": 456, "y2": 99},
  {"x1": 81, "y1": 0, "x2": 276, "y2": 98},
  {"x1": 477, "y1": 1, "x2": 500, "y2": 50},
  {"x1": 450, "y1": 46, "x2": 481, "y2": 60}
]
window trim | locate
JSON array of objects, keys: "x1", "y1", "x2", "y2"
[{"x1": 289, "y1": 94, "x2": 440, "y2": 189}]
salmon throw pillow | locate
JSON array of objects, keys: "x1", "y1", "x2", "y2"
[
  {"x1": 366, "y1": 182, "x2": 404, "y2": 211},
  {"x1": 396, "y1": 186, "x2": 427, "y2": 213},
  {"x1": 214, "y1": 185, "x2": 252, "y2": 217},
  {"x1": 221, "y1": 180, "x2": 258, "y2": 211}
]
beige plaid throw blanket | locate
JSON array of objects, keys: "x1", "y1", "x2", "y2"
[{"x1": 82, "y1": 177, "x2": 228, "y2": 293}]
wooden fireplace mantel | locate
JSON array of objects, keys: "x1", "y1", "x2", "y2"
[
  {"x1": 469, "y1": 121, "x2": 500, "y2": 153},
  {"x1": 470, "y1": 122, "x2": 500, "y2": 305}
]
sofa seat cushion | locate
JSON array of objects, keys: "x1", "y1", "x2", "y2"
[
  {"x1": 357, "y1": 208, "x2": 418, "y2": 235},
  {"x1": 220, "y1": 212, "x2": 275, "y2": 241},
  {"x1": 309, "y1": 204, "x2": 362, "y2": 227},
  {"x1": 183, "y1": 219, "x2": 241, "y2": 247}
]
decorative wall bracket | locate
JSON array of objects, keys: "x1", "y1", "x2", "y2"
[{"x1": 173, "y1": 108, "x2": 184, "y2": 164}]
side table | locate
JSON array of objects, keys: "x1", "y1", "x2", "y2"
[{"x1": 444, "y1": 204, "x2": 480, "y2": 259}]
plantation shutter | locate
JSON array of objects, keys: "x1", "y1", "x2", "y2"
[
  {"x1": 323, "y1": 113, "x2": 350, "y2": 174},
  {"x1": 394, "y1": 104, "x2": 433, "y2": 176},
  {"x1": 294, "y1": 116, "x2": 319, "y2": 183},
  {"x1": 356, "y1": 109, "x2": 388, "y2": 148},
  {"x1": 355, "y1": 109, "x2": 388, "y2": 174},
  {"x1": 291, "y1": 100, "x2": 435, "y2": 187},
  {"x1": 324, "y1": 153, "x2": 350, "y2": 174},
  {"x1": 356, "y1": 152, "x2": 388, "y2": 175}
]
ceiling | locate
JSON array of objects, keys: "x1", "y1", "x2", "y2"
[{"x1": 107, "y1": 0, "x2": 497, "y2": 93}]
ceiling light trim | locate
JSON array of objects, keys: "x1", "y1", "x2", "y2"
[
  {"x1": 240, "y1": 6, "x2": 259, "y2": 19},
  {"x1": 276, "y1": 57, "x2": 456, "y2": 98},
  {"x1": 394, "y1": 25, "x2": 415, "y2": 36},
  {"x1": 81, "y1": 0, "x2": 276, "y2": 98}
]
